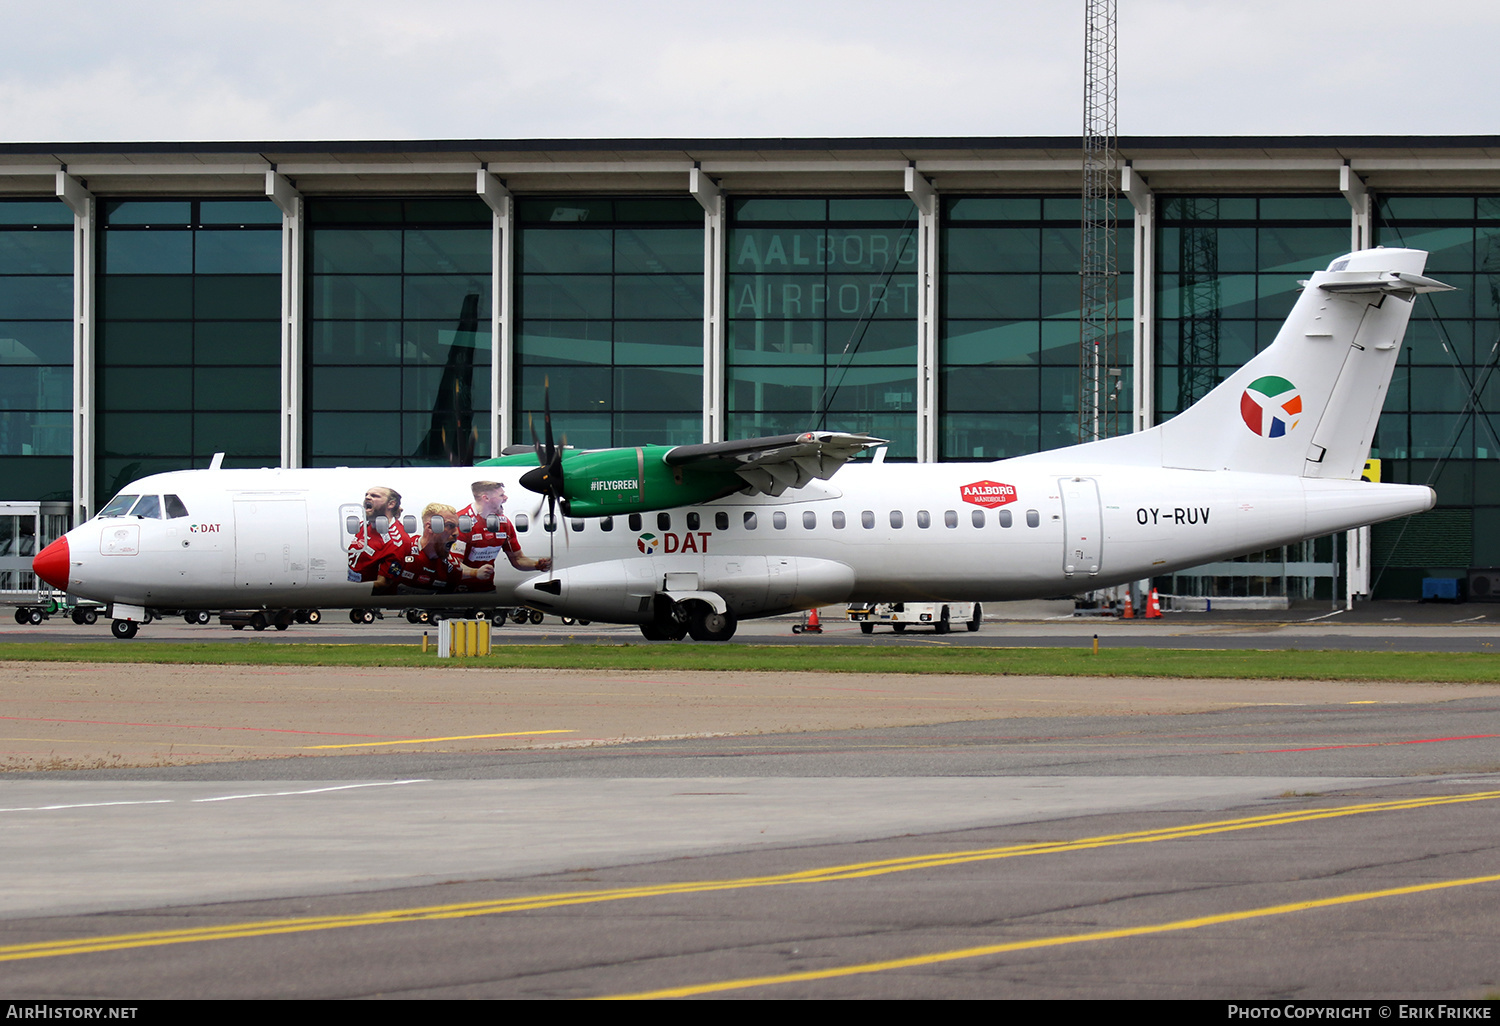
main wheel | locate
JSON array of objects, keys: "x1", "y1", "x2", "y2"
[
  {"x1": 360, "y1": 609, "x2": 376, "y2": 625},
  {"x1": 560, "y1": 616, "x2": 576, "y2": 626},
  {"x1": 251, "y1": 612, "x2": 268, "y2": 631},
  {"x1": 194, "y1": 610, "x2": 211, "y2": 625},
  {"x1": 305, "y1": 609, "x2": 321, "y2": 624},
  {"x1": 14, "y1": 608, "x2": 29, "y2": 624},
  {"x1": 349, "y1": 608, "x2": 364, "y2": 624},
  {"x1": 275, "y1": 622, "x2": 289, "y2": 631},
  {"x1": 639, "y1": 621, "x2": 687, "y2": 641},
  {"x1": 529, "y1": 609, "x2": 544, "y2": 625},
  {"x1": 934, "y1": 607, "x2": 951, "y2": 634},
  {"x1": 860, "y1": 622, "x2": 873, "y2": 634},
  {"x1": 967, "y1": 603, "x2": 983, "y2": 632},
  {"x1": 71, "y1": 608, "x2": 87, "y2": 626},
  {"x1": 111, "y1": 619, "x2": 138, "y2": 640},
  {"x1": 687, "y1": 605, "x2": 737, "y2": 642},
  {"x1": 510, "y1": 609, "x2": 529, "y2": 624},
  {"x1": 576, "y1": 619, "x2": 590, "y2": 626},
  {"x1": 82, "y1": 609, "x2": 98, "y2": 625},
  {"x1": 892, "y1": 623, "x2": 906, "y2": 633},
  {"x1": 26, "y1": 607, "x2": 44, "y2": 626}
]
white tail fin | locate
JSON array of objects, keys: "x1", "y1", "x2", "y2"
[{"x1": 1040, "y1": 248, "x2": 1452, "y2": 478}]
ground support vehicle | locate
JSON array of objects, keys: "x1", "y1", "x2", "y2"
[{"x1": 846, "y1": 601, "x2": 983, "y2": 634}]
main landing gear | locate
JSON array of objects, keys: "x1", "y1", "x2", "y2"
[{"x1": 638, "y1": 598, "x2": 737, "y2": 642}]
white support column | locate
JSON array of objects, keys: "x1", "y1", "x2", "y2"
[
  {"x1": 905, "y1": 165, "x2": 939, "y2": 462},
  {"x1": 57, "y1": 172, "x2": 94, "y2": 523},
  {"x1": 1340, "y1": 163, "x2": 1372, "y2": 607},
  {"x1": 690, "y1": 166, "x2": 726, "y2": 442},
  {"x1": 266, "y1": 171, "x2": 303, "y2": 469},
  {"x1": 1121, "y1": 164, "x2": 1155, "y2": 433},
  {"x1": 1341, "y1": 164, "x2": 1371, "y2": 251},
  {"x1": 478, "y1": 169, "x2": 513, "y2": 453}
]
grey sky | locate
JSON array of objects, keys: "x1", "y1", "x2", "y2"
[{"x1": 1, "y1": 1, "x2": 1495, "y2": 142}]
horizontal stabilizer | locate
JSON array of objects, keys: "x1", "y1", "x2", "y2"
[{"x1": 1312, "y1": 270, "x2": 1455, "y2": 295}]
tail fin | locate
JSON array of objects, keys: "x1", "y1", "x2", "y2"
[{"x1": 1046, "y1": 248, "x2": 1452, "y2": 478}]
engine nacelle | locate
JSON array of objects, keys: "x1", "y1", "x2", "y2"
[{"x1": 512, "y1": 555, "x2": 856, "y2": 624}]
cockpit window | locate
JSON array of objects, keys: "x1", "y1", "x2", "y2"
[
  {"x1": 129, "y1": 495, "x2": 163, "y2": 519},
  {"x1": 164, "y1": 494, "x2": 189, "y2": 518},
  {"x1": 99, "y1": 494, "x2": 139, "y2": 518}
]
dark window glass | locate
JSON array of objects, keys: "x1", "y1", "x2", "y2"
[
  {"x1": 657, "y1": 512, "x2": 671, "y2": 530},
  {"x1": 916, "y1": 510, "x2": 930, "y2": 529},
  {"x1": 972, "y1": 509, "x2": 985, "y2": 527},
  {"x1": 890, "y1": 510, "x2": 903, "y2": 528},
  {"x1": 1026, "y1": 509, "x2": 1039, "y2": 528},
  {"x1": 998, "y1": 509, "x2": 1012, "y2": 528},
  {"x1": 803, "y1": 511, "x2": 816, "y2": 529},
  {"x1": 862, "y1": 510, "x2": 874, "y2": 528},
  {"x1": 832, "y1": 510, "x2": 845, "y2": 529},
  {"x1": 773, "y1": 511, "x2": 787, "y2": 529},
  {"x1": 164, "y1": 494, "x2": 189, "y2": 518},
  {"x1": 515, "y1": 201, "x2": 702, "y2": 447},
  {"x1": 600, "y1": 517, "x2": 613, "y2": 532},
  {"x1": 686, "y1": 511, "x2": 700, "y2": 531},
  {"x1": 715, "y1": 511, "x2": 729, "y2": 530},
  {"x1": 944, "y1": 510, "x2": 957, "y2": 528},
  {"x1": 743, "y1": 511, "x2": 757, "y2": 529},
  {"x1": 629, "y1": 513, "x2": 642, "y2": 531},
  {"x1": 129, "y1": 495, "x2": 162, "y2": 519}
]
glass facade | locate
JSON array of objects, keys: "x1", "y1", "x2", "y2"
[
  {"x1": 1370, "y1": 197, "x2": 1500, "y2": 593},
  {"x1": 3, "y1": 155, "x2": 1497, "y2": 603},
  {"x1": 516, "y1": 197, "x2": 703, "y2": 449},
  {"x1": 97, "y1": 199, "x2": 282, "y2": 500},
  {"x1": 1156, "y1": 196, "x2": 1350, "y2": 421},
  {"x1": 0, "y1": 200, "x2": 73, "y2": 501},
  {"x1": 727, "y1": 198, "x2": 918, "y2": 456},
  {"x1": 940, "y1": 196, "x2": 1133, "y2": 460},
  {"x1": 306, "y1": 198, "x2": 492, "y2": 466}
]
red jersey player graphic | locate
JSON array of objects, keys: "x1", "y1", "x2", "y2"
[
  {"x1": 348, "y1": 485, "x2": 413, "y2": 589},
  {"x1": 377, "y1": 502, "x2": 463, "y2": 594},
  {"x1": 449, "y1": 480, "x2": 552, "y2": 592}
]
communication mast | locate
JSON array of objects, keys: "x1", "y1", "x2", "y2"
[{"x1": 1079, "y1": 0, "x2": 1120, "y2": 442}]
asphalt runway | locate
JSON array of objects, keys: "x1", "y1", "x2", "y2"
[
  {"x1": 6, "y1": 599, "x2": 1500, "y2": 652},
  {"x1": 0, "y1": 652, "x2": 1497, "y2": 998}
]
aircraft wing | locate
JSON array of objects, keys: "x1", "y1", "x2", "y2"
[{"x1": 664, "y1": 431, "x2": 886, "y2": 497}]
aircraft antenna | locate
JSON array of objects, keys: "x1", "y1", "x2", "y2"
[{"x1": 1079, "y1": 0, "x2": 1120, "y2": 442}]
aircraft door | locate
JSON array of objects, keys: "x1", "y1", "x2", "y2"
[
  {"x1": 1059, "y1": 477, "x2": 1103, "y2": 577},
  {"x1": 234, "y1": 498, "x2": 310, "y2": 590}
]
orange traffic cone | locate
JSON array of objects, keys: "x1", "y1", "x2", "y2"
[
  {"x1": 805, "y1": 606, "x2": 823, "y2": 633},
  {"x1": 1145, "y1": 588, "x2": 1162, "y2": 619},
  {"x1": 1121, "y1": 590, "x2": 1134, "y2": 619}
]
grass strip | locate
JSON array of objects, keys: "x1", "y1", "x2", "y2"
[{"x1": 0, "y1": 642, "x2": 1495, "y2": 682}]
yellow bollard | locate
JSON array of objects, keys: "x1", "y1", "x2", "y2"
[
  {"x1": 479, "y1": 618, "x2": 491, "y2": 656},
  {"x1": 422, "y1": 631, "x2": 428, "y2": 654},
  {"x1": 1092, "y1": 633, "x2": 1099, "y2": 655},
  {"x1": 465, "y1": 619, "x2": 478, "y2": 657}
]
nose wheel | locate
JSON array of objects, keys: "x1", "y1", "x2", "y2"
[{"x1": 111, "y1": 619, "x2": 139, "y2": 640}]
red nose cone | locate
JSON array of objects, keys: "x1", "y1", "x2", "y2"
[{"x1": 33, "y1": 536, "x2": 70, "y2": 591}]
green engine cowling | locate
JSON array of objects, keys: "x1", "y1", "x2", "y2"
[{"x1": 481, "y1": 445, "x2": 743, "y2": 518}]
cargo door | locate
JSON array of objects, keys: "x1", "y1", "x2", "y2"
[{"x1": 234, "y1": 498, "x2": 309, "y2": 591}]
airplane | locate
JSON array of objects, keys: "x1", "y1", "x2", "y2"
[{"x1": 33, "y1": 247, "x2": 1445, "y2": 641}]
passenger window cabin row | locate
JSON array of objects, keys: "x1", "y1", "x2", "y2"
[{"x1": 514, "y1": 507, "x2": 1043, "y2": 534}]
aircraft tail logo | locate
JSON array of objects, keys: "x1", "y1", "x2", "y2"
[{"x1": 1240, "y1": 376, "x2": 1302, "y2": 438}]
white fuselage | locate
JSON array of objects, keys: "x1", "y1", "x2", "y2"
[{"x1": 57, "y1": 460, "x2": 1434, "y2": 624}]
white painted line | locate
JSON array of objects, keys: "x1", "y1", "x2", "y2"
[
  {"x1": 190, "y1": 780, "x2": 430, "y2": 802},
  {"x1": 0, "y1": 800, "x2": 174, "y2": 813}
]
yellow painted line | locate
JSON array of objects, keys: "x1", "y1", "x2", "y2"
[
  {"x1": 603, "y1": 872, "x2": 1500, "y2": 999},
  {"x1": 0, "y1": 790, "x2": 1494, "y2": 963},
  {"x1": 306, "y1": 730, "x2": 576, "y2": 749}
]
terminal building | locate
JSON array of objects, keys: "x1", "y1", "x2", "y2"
[{"x1": 1, "y1": 136, "x2": 1497, "y2": 602}]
